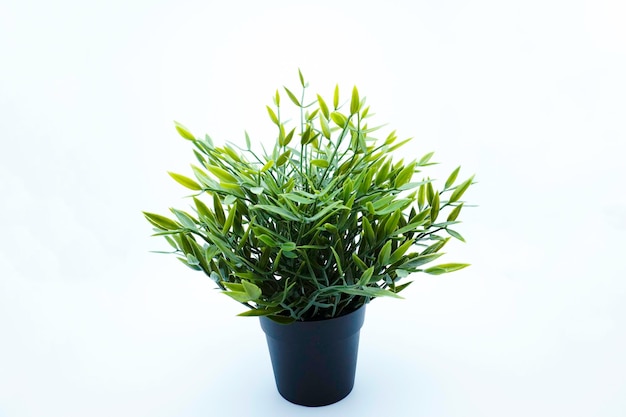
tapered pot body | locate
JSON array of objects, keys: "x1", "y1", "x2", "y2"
[{"x1": 259, "y1": 306, "x2": 366, "y2": 407}]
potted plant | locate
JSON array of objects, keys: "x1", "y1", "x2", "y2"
[{"x1": 143, "y1": 71, "x2": 474, "y2": 407}]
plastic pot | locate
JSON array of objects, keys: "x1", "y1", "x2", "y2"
[{"x1": 259, "y1": 305, "x2": 366, "y2": 407}]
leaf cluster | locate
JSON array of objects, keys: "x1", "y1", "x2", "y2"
[{"x1": 144, "y1": 71, "x2": 474, "y2": 322}]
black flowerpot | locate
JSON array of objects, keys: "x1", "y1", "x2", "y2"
[{"x1": 259, "y1": 306, "x2": 366, "y2": 407}]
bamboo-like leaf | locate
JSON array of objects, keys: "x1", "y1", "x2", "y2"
[
  {"x1": 417, "y1": 183, "x2": 425, "y2": 210},
  {"x1": 223, "y1": 291, "x2": 253, "y2": 303},
  {"x1": 337, "y1": 286, "x2": 403, "y2": 299},
  {"x1": 252, "y1": 204, "x2": 301, "y2": 221},
  {"x1": 430, "y1": 192, "x2": 440, "y2": 223},
  {"x1": 424, "y1": 263, "x2": 470, "y2": 275},
  {"x1": 317, "y1": 94, "x2": 329, "y2": 118},
  {"x1": 261, "y1": 160, "x2": 274, "y2": 172},
  {"x1": 298, "y1": 68, "x2": 305, "y2": 87},
  {"x1": 311, "y1": 159, "x2": 329, "y2": 168},
  {"x1": 357, "y1": 266, "x2": 375, "y2": 286},
  {"x1": 333, "y1": 84, "x2": 339, "y2": 109},
  {"x1": 257, "y1": 234, "x2": 278, "y2": 247},
  {"x1": 394, "y1": 161, "x2": 416, "y2": 188},
  {"x1": 171, "y1": 208, "x2": 197, "y2": 230},
  {"x1": 143, "y1": 212, "x2": 181, "y2": 231},
  {"x1": 350, "y1": 86, "x2": 360, "y2": 114},
  {"x1": 445, "y1": 166, "x2": 461, "y2": 189},
  {"x1": 207, "y1": 165, "x2": 238, "y2": 184},
  {"x1": 447, "y1": 203, "x2": 463, "y2": 222},
  {"x1": 276, "y1": 150, "x2": 291, "y2": 167},
  {"x1": 446, "y1": 228, "x2": 466, "y2": 242},
  {"x1": 389, "y1": 239, "x2": 415, "y2": 264},
  {"x1": 242, "y1": 280, "x2": 262, "y2": 300},
  {"x1": 330, "y1": 112, "x2": 348, "y2": 128},
  {"x1": 352, "y1": 253, "x2": 368, "y2": 271},
  {"x1": 419, "y1": 151, "x2": 435, "y2": 165},
  {"x1": 238, "y1": 307, "x2": 283, "y2": 317},
  {"x1": 320, "y1": 113, "x2": 331, "y2": 139},
  {"x1": 450, "y1": 175, "x2": 474, "y2": 203},
  {"x1": 250, "y1": 187, "x2": 264, "y2": 195},
  {"x1": 274, "y1": 89, "x2": 280, "y2": 106},
  {"x1": 222, "y1": 205, "x2": 237, "y2": 234},
  {"x1": 399, "y1": 252, "x2": 444, "y2": 270},
  {"x1": 266, "y1": 106, "x2": 279, "y2": 124},
  {"x1": 377, "y1": 240, "x2": 392, "y2": 265},
  {"x1": 284, "y1": 87, "x2": 301, "y2": 107},
  {"x1": 174, "y1": 121, "x2": 195, "y2": 140},
  {"x1": 168, "y1": 172, "x2": 202, "y2": 191}
]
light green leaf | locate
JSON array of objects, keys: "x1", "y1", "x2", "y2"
[
  {"x1": 250, "y1": 187, "x2": 264, "y2": 195},
  {"x1": 207, "y1": 165, "x2": 238, "y2": 184},
  {"x1": 284, "y1": 87, "x2": 301, "y2": 106},
  {"x1": 252, "y1": 204, "x2": 301, "y2": 221},
  {"x1": 266, "y1": 106, "x2": 279, "y2": 124},
  {"x1": 330, "y1": 112, "x2": 348, "y2": 128},
  {"x1": 447, "y1": 203, "x2": 463, "y2": 222},
  {"x1": 445, "y1": 166, "x2": 461, "y2": 189},
  {"x1": 168, "y1": 172, "x2": 202, "y2": 191},
  {"x1": 357, "y1": 266, "x2": 375, "y2": 286},
  {"x1": 143, "y1": 212, "x2": 181, "y2": 231},
  {"x1": 242, "y1": 280, "x2": 262, "y2": 300},
  {"x1": 311, "y1": 159, "x2": 329, "y2": 168},
  {"x1": 424, "y1": 263, "x2": 470, "y2": 275},
  {"x1": 317, "y1": 94, "x2": 329, "y2": 119},
  {"x1": 337, "y1": 286, "x2": 403, "y2": 299},
  {"x1": 350, "y1": 86, "x2": 360, "y2": 114},
  {"x1": 450, "y1": 175, "x2": 474, "y2": 203},
  {"x1": 174, "y1": 121, "x2": 195, "y2": 140},
  {"x1": 430, "y1": 192, "x2": 440, "y2": 223},
  {"x1": 333, "y1": 84, "x2": 339, "y2": 109}
]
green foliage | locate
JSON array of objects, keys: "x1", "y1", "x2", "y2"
[{"x1": 144, "y1": 71, "x2": 474, "y2": 322}]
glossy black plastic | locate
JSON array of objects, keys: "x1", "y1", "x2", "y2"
[{"x1": 259, "y1": 306, "x2": 366, "y2": 407}]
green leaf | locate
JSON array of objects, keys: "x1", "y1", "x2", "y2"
[
  {"x1": 430, "y1": 192, "x2": 440, "y2": 223},
  {"x1": 445, "y1": 166, "x2": 461, "y2": 189},
  {"x1": 298, "y1": 68, "x2": 305, "y2": 87},
  {"x1": 333, "y1": 84, "x2": 339, "y2": 109},
  {"x1": 171, "y1": 208, "x2": 197, "y2": 230},
  {"x1": 319, "y1": 113, "x2": 331, "y2": 139},
  {"x1": 389, "y1": 239, "x2": 415, "y2": 264},
  {"x1": 242, "y1": 280, "x2": 262, "y2": 300},
  {"x1": 424, "y1": 263, "x2": 470, "y2": 275},
  {"x1": 276, "y1": 150, "x2": 291, "y2": 167},
  {"x1": 266, "y1": 106, "x2": 279, "y2": 124},
  {"x1": 250, "y1": 187, "x2": 264, "y2": 195},
  {"x1": 399, "y1": 252, "x2": 444, "y2": 269},
  {"x1": 352, "y1": 253, "x2": 368, "y2": 271},
  {"x1": 257, "y1": 234, "x2": 278, "y2": 247},
  {"x1": 274, "y1": 89, "x2": 280, "y2": 106},
  {"x1": 447, "y1": 203, "x2": 463, "y2": 221},
  {"x1": 337, "y1": 286, "x2": 403, "y2": 299},
  {"x1": 393, "y1": 281, "x2": 413, "y2": 293},
  {"x1": 357, "y1": 266, "x2": 375, "y2": 286},
  {"x1": 143, "y1": 212, "x2": 181, "y2": 231},
  {"x1": 223, "y1": 291, "x2": 253, "y2": 303},
  {"x1": 311, "y1": 159, "x2": 329, "y2": 168},
  {"x1": 222, "y1": 205, "x2": 237, "y2": 234},
  {"x1": 280, "y1": 241, "x2": 297, "y2": 252},
  {"x1": 245, "y1": 131, "x2": 251, "y2": 150},
  {"x1": 417, "y1": 183, "x2": 425, "y2": 210},
  {"x1": 350, "y1": 86, "x2": 360, "y2": 114},
  {"x1": 168, "y1": 172, "x2": 202, "y2": 191},
  {"x1": 174, "y1": 121, "x2": 195, "y2": 140},
  {"x1": 394, "y1": 161, "x2": 416, "y2": 188},
  {"x1": 207, "y1": 165, "x2": 238, "y2": 184},
  {"x1": 450, "y1": 175, "x2": 474, "y2": 203},
  {"x1": 317, "y1": 94, "x2": 329, "y2": 119},
  {"x1": 446, "y1": 228, "x2": 466, "y2": 242},
  {"x1": 281, "y1": 193, "x2": 315, "y2": 204},
  {"x1": 252, "y1": 204, "x2": 301, "y2": 221},
  {"x1": 261, "y1": 160, "x2": 274, "y2": 172},
  {"x1": 377, "y1": 240, "x2": 392, "y2": 265},
  {"x1": 284, "y1": 87, "x2": 301, "y2": 107},
  {"x1": 419, "y1": 151, "x2": 434, "y2": 165},
  {"x1": 330, "y1": 112, "x2": 348, "y2": 128},
  {"x1": 238, "y1": 307, "x2": 283, "y2": 317}
]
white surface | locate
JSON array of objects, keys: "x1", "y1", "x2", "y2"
[{"x1": 1, "y1": 0, "x2": 625, "y2": 416}]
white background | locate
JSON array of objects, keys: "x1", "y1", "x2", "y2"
[{"x1": 1, "y1": 0, "x2": 625, "y2": 416}]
